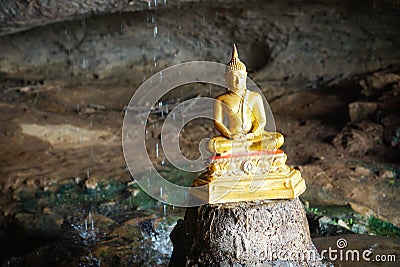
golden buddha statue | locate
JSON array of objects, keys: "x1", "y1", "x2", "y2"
[
  {"x1": 191, "y1": 45, "x2": 306, "y2": 204},
  {"x1": 207, "y1": 44, "x2": 284, "y2": 155}
]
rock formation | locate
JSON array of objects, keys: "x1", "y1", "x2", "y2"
[{"x1": 170, "y1": 198, "x2": 323, "y2": 266}]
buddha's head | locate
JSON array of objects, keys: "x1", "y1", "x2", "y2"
[{"x1": 225, "y1": 44, "x2": 247, "y2": 94}]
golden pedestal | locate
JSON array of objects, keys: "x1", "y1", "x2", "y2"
[{"x1": 191, "y1": 150, "x2": 306, "y2": 204}]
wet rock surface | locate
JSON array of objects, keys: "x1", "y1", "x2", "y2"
[
  {"x1": 0, "y1": 1, "x2": 399, "y2": 84},
  {"x1": 0, "y1": 0, "x2": 198, "y2": 36}
]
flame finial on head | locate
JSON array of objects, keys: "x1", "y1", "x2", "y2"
[{"x1": 227, "y1": 44, "x2": 246, "y2": 72}]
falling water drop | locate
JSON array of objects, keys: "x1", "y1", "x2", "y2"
[
  {"x1": 159, "y1": 102, "x2": 164, "y2": 117},
  {"x1": 150, "y1": 52, "x2": 157, "y2": 68},
  {"x1": 167, "y1": 31, "x2": 170, "y2": 43},
  {"x1": 163, "y1": 204, "x2": 167, "y2": 216},
  {"x1": 148, "y1": 1, "x2": 151, "y2": 8},
  {"x1": 153, "y1": 26, "x2": 158, "y2": 37},
  {"x1": 85, "y1": 219, "x2": 88, "y2": 231},
  {"x1": 165, "y1": 103, "x2": 168, "y2": 114},
  {"x1": 154, "y1": 0, "x2": 157, "y2": 7},
  {"x1": 87, "y1": 170, "x2": 90, "y2": 179},
  {"x1": 145, "y1": 129, "x2": 149, "y2": 140},
  {"x1": 164, "y1": 0, "x2": 167, "y2": 5},
  {"x1": 180, "y1": 92, "x2": 185, "y2": 133},
  {"x1": 85, "y1": 212, "x2": 94, "y2": 231},
  {"x1": 156, "y1": 142, "x2": 159, "y2": 158},
  {"x1": 82, "y1": 58, "x2": 88, "y2": 69},
  {"x1": 160, "y1": 186, "x2": 163, "y2": 198}
]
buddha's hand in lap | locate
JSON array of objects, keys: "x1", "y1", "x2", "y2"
[
  {"x1": 246, "y1": 133, "x2": 255, "y2": 139},
  {"x1": 230, "y1": 133, "x2": 255, "y2": 140}
]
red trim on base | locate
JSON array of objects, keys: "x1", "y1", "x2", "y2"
[{"x1": 210, "y1": 149, "x2": 284, "y2": 160}]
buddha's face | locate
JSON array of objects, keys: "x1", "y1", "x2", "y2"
[{"x1": 225, "y1": 70, "x2": 247, "y2": 94}]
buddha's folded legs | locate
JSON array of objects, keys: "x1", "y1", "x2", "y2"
[
  {"x1": 207, "y1": 132, "x2": 285, "y2": 155},
  {"x1": 249, "y1": 132, "x2": 284, "y2": 151},
  {"x1": 207, "y1": 136, "x2": 245, "y2": 155}
]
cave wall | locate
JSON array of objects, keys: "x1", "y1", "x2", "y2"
[{"x1": 0, "y1": 0, "x2": 399, "y2": 88}]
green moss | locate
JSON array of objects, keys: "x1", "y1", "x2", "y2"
[
  {"x1": 305, "y1": 204, "x2": 400, "y2": 237},
  {"x1": 34, "y1": 191, "x2": 52, "y2": 198},
  {"x1": 22, "y1": 197, "x2": 40, "y2": 213},
  {"x1": 368, "y1": 216, "x2": 400, "y2": 236}
]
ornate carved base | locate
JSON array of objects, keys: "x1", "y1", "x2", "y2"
[{"x1": 191, "y1": 150, "x2": 306, "y2": 204}]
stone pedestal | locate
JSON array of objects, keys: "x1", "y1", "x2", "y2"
[{"x1": 169, "y1": 198, "x2": 323, "y2": 266}]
